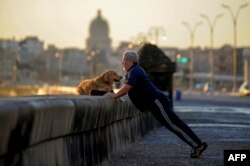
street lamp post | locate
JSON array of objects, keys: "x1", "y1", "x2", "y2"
[
  {"x1": 200, "y1": 13, "x2": 223, "y2": 92},
  {"x1": 222, "y1": 3, "x2": 248, "y2": 92},
  {"x1": 148, "y1": 27, "x2": 166, "y2": 46},
  {"x1": 87, "y1": 50, "x2": 96, "y2": 77},
  {"x1": 55, "y1": 51, "x2": 63, "y2": 86},
  {"x1": 182, "y1": 21, "x2": 202, "y2": 91}
]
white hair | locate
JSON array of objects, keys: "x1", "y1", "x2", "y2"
[{"x1": 122, "y1": 50, "x2": 139, "y2": 64}]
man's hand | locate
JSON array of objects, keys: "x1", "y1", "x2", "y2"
[
  {"x1": 104, "y1": 84, "x2": 132, "y2": 100},
  {"x1": 104, "y1": 92, "x2": 125, "y2": 102},
  {"x1": 104, "y1": 92, "x2": 115, "y2": 99}
]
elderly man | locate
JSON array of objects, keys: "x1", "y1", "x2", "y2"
[{"x1": 106, "y1": 50, "x2": 207, "y2": 158}]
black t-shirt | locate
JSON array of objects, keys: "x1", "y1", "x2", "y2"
[{"x1": 125, "y1": 64, "x2": 161, "y2": 111}]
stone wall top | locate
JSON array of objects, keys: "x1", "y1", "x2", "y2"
[{"x1": 0, "y1": 95, "x2": 140, "y2": 157}]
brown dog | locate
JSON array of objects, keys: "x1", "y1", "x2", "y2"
[{"x1": 77, "y1": 70, "x2": 122, "y2": 95}]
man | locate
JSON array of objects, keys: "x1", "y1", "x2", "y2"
[{"x1": 105, "y1": 50, "x2": 207, "y2": 158}]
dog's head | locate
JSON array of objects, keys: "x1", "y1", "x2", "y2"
[{"x1": 102, "y1": 70, "x2": 123, "y2": 83}]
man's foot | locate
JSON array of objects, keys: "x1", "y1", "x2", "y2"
[{"x1": 190, "y1": 142, "x2": 208, "y2": 158}]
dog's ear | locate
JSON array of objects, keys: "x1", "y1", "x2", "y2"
[{"x1": 103, "y1": 71, "x2": 111, "y2": 82}]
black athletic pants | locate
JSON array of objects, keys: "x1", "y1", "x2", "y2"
[{"x1": 148, "y1": 93, "x2": 202, "y2": 148}]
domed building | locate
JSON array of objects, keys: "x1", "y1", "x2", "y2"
[{"x1": 86, "y1": 10, "x2": 113, "y2": 75}]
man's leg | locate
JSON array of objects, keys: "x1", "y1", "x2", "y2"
[
  {"x1": 149, "y1": 99, "x2": 197, "y2": 148},
  {"x1": 149, "y1": 96, "x2": 207, "y2": 158}
]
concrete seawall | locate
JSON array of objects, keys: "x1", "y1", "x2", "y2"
[{"x1": 0, "y1": 95, "x2": 158, "y2": 166}]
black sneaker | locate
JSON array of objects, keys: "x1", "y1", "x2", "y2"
[{"x1": 190, "y1": 142, "x2": 208, "y2": 158}]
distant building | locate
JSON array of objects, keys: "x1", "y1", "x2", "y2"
[
  {"x1": 44, "y1": 45, "x2": 60, "y2": 81},
  {"x1": 0, "y1": 39, "x2": 19, "y2": 84},
  {"x1": 214, "y1": 45, "x2": 233, "y2": 75},
  {"x1": 86, "y1": 10, "x2": 113, "y2": 75},
  {"x1": 193, "y1": 47, "x2": 210, "y2": 73},
  {"x1": 18, "y1": 36, "x2": 45, "y2": 83},
  {"x1": 242, "y1": 48, "x2": 250, "y2": 83},
  {"x1": 19, "y1": 36, "x2": 44, "y2": 55},
  {"x1": 44, "y1": 45, "x2": 87, "y2": 84},
  {"x1": 62, "y1": 48, "x2": 87, "y2": 77}
]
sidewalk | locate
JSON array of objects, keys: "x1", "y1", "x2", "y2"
[
  {"x1": 104, "y1": 104, "x2": 250, "y2": 166},
  {"x1": 182, "y1": 90, "x2": 240, "y2": 97}
]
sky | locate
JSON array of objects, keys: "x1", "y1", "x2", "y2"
[{"x1": 0, "y1": 0, "x2": 250, "y2": 49}]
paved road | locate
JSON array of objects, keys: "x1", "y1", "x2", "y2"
[{"x1": 104, "y1": 94, "x2": 250, "y2": 166}]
